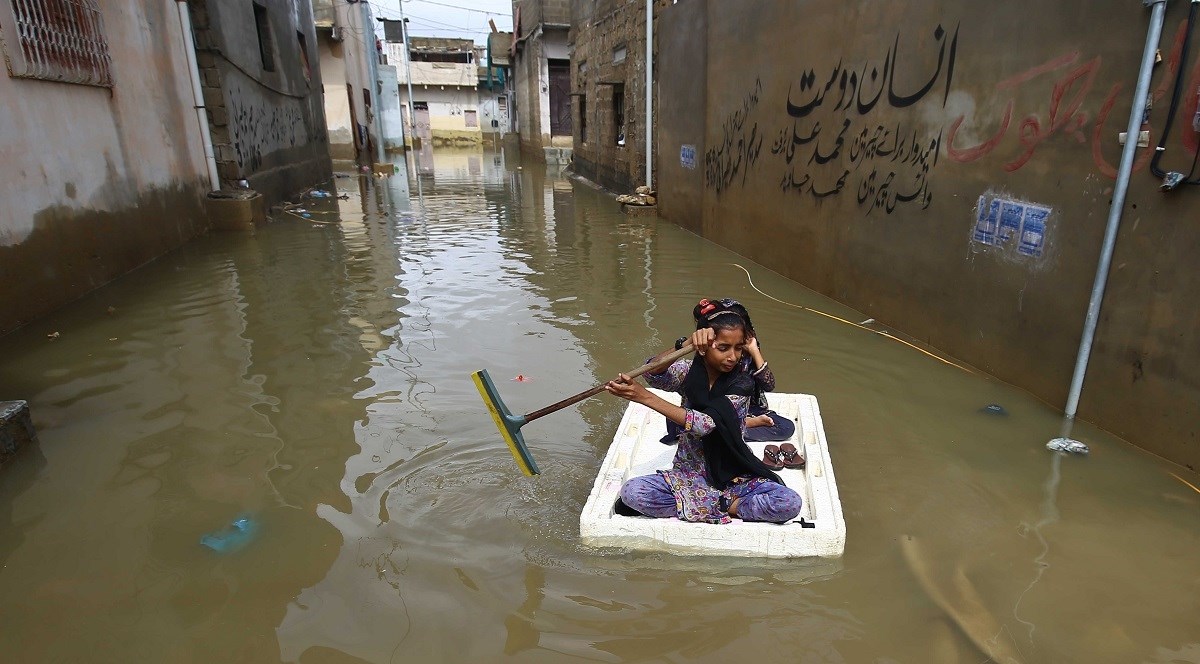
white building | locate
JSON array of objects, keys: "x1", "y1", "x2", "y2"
[{"x1": 394, "y1": 37, "x2": 483, "y2": 147}]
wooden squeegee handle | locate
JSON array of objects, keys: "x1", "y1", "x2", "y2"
[{"x1": 522, "y1": 343, "x2": 695, "y2": 424}]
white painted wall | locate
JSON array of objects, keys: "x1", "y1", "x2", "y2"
[
  {"x1": 0, "y1": 0, "x2": 207, "y2": 247},
  {"x1": 399, "y1": 86, "x2": 481, "y2": 132}
]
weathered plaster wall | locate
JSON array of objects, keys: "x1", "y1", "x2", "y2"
[
  {"x1": 0, "y1": 1, "x2": 210, "y2": 335},
  {"x1": 658, "y1": 0, "x2": 1200, "y2": 468},
  {"x1": 319, "y1": 38, "x2": 357, "y2": 164},
  {"x1": 191, "y1": 0, "x2": 332, "y2": 203}
]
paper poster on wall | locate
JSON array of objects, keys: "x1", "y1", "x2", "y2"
[
  {"x1": 971, "y1": 192, "x2": 1052, "y2": 261},
  {"x1": 1018, "y1": 205, "x2": 1049, "y2": 257},
  {"x1": 680, "y1": 144, "x2": 697, "y2": 170}
]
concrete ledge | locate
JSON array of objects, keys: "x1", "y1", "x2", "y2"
[
  {"x1": 372, "y1": 163, "x2": 396, "y2": 176},
  {"x1": 544, "y1": 147, "x2": 573, "y2": 166},
  {"x1": 205, "y1": 191, "x2": 266, "y2": 231},
  {"x1": 0, "y1": 401, "x2": 37, "y2": 466},
  {"x1": 622, "y1": 203, "x2": 658, "y2": 217}
]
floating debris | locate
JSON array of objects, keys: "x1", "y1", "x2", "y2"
[
  {"x1": 46, "y1": 331, "x2": 60, "y2": 340},
  {"x1": 201, "y1": 515, "x2": 258, "y2": 553},
  {"x1": 980, "y1": 403, "x2": 1007, "y2": 416},
  {"x1": 1047, "y1": 438, "x2": 1089, "y2": 455},
  {"x1": 512, "y1": 374, "x2": 531, "y2": 382}
]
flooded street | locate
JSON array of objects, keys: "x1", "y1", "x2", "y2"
[{"x1": 0, "y1": 147, "x2": 1197, "y2": 663}]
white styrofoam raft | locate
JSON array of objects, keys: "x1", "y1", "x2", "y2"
[{"x1": 580, "y1": 389, "x2": 846, "y2": 558}]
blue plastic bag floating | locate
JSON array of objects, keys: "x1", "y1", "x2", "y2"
[{"x1": 201, "y1": 515, "x2": 258, "y2": 553}]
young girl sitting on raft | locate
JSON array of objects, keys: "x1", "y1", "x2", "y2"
[
  {"x1": 662, "y1": 299, "x2": 797, "y2": 447},
  {"x1": 603, "y1": 304, "x2": 803, "y2": 524}
]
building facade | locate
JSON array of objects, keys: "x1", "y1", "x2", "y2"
[
  {"x1": 511, "y1": 0, "x2": 572, "y2": 160},
  {"x1": 397, "y1": 37, "x2": 484, "y2": 147},
  {"x1": 0, "y1": 0, "x2": 331, "y2": 336},
  {"x1": 192, "y1": 0, "x2": 332, "y2": 199},
  {"x1": 568, "y1": 0, "x2": 671, "y2": 191},
  {"x1": 313, "y1": 0, "x2": 384, "y2": 168}
]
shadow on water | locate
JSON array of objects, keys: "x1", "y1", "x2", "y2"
[{"x1": 0, "y1": 146, "x2": 1197, "y2": 662}]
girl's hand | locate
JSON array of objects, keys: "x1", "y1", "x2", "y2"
[
  {"x1": 744, "y1": 334, "x2": 760, "y2": 355},
  {"x1": 744, "y1": 333, "x2": 764, "y2": 364},
  {"x1": 746, "y1": 414, "x2": 775, "y2": 428},
  {"x1": 690, "y1": 328, "x2": 715, "y2": 353},
  {"x1": 604, "y1": 373, "x2": 651, "y2": 403}
]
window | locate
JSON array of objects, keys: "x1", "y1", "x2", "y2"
[
  {"x1": 253, "y1": 3, "x2": 275, "y2": 72},
  {"x1": 1, "y1": 0, "x2": 113, "y2": 87},
  {"x1": 612, "y1": 45, "x2": 626, "y2": 64},
  {"x1": 613, "y1": 83, "x2": 625, "y2": 146},
  {"x1": 497, "y1": 96, "x2": 507, "y2": 111},
  {"x1": 464, "y1": 109, "x2": 478, "y2": 128},
  {"x1": 296, "y1": 31, "x2": 311, "y2": 82},
  {"x1": 579, "y1": 95, "x2": 587, "y2": 143}
]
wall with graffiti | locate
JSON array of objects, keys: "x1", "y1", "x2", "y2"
[{"x1": 658, "y1": 0, "x2": 1200, "y2": 467}]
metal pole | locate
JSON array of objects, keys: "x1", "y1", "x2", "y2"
[
  {"x1": 645, "y1": 0, "x2": 653, "y2": 189},
  {"x1": 1060, "y1": 0, "x2": 1167, "y2": 425},
  {"x1": 361, "y1": 1, "x2": 386, "y2": 163},
  {"x1": 397, "y1": 8, "x2": 417, "y2": 150}
]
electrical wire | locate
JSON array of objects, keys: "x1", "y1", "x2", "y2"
[
  {"x1": 727, "y1": 262, "x2": 974, "y2": 373},
  {"x1": 1150, "y1": 0, "x2": 1200, "y2": 185},
  {"x1": 403, "y1": 0, "x2": 511, "y2": 17}
]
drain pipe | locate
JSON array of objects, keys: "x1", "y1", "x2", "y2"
[
  {"x1": 176, "y1": 0, "x2": 220, "y2": 191},
  {"x1": 645, "y1": 0, "x2": 653, "y2": 189},
  {"x1": 1054, "y1": 0, "x2": 1168, "y2": 446}
]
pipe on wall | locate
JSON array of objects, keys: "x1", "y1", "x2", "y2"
[
  {"x1": 1061, "y1": 0, "x2": 1169, "y2": 423},
  {"x1": 645, "y1": 0, "x2": 653, "y2": 189},
  {"x1": 175, "y1": 0, "x2": 220, "y2": 191}
]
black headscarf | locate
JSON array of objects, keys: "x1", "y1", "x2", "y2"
[{"x1": 681, "y1": 355, "x2": 783, "y2": 489}]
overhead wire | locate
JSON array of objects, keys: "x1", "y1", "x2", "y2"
[{"x1": 403, "y1": 0, "x2": 512, "y2": 17}]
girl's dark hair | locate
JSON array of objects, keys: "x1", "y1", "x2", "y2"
[
  {"x1": 697, "y1": 310, "x2": 747, "y2": 335},
  {"x1": 693, "y1": 298, "x2": 752, "y2": 335}
]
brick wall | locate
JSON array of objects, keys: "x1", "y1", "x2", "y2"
[{"x1": 568, "y1": 0, "x2": 672, "y2": 192}]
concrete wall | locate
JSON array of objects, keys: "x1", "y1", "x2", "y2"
[
  {"x1": 657, "y1": 0, "x2": 1200, "y2": 469},
  {"x1": 378, "y1": 65, "x2": 405, "y2": 151},
  {"x1": 512, "y1": 8, "x2": 571, "y2": 154},
  {"x1": 569, "y1": 0, "x2": 672, "y2": 191},
  {"x1": 0, "y1": 1, "x2": 211, "y2": 335},
  {"x1": 313, "y1": 1, "x2": 377, "y2": 169},
  {"x1": 478, "y1": 87, "x2": 512, "y2": 134},
  {"x1": 191, "y1": 0, "x2": 332, "y2": 204},
  {"x1": 514, "y1": 0, "x2": 571, "y2": 29},
  {"x1": 319, "y1": 37, "x2": 356, "y2": 165}
]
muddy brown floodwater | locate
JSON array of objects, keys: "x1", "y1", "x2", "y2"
[{"x1": 0, "y1": 147, "x2": 1197, "y2": 663}]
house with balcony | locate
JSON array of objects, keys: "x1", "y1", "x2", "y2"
[{"x1": 394, "y1": 37, "x2": 484, "y2": 148}]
